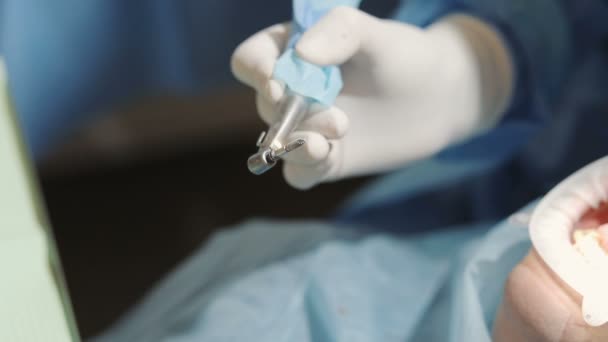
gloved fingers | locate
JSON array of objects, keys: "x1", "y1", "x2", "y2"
[
  {"x1": 299, "y1": 104, "x2": 349, "y2": 140},
  {"x1": 283, "y1": 163, "x2": 329, "y2": 190},
  {"x1": 231, "y1": 22, "x2": 289, "y2": 101},
  {"x1": 256, "y1": 92, "x2": 281, "y2": 125},
  {"x1": 256, "y1": 96, "x2": 349, "y2": 139},
  {"x1": 295, "y1": 6, "x2": 380, "y2": 66},
  {"x1": 281, "y1": 131, "x2": 331, "y2": 166},
  {"x1": 282, "y1": 139, "x2": 342, "y2": 190}
]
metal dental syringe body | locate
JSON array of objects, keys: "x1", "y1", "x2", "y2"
[
  {"x1": 247, "y1": 89, "x2": 310, "y2": 175},
  {"x1": 246, "y1": 0, "x2": 359, "y2": 175}
]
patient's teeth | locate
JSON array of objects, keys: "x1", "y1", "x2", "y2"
[{"x1": 573, "y1": 228, "x2": 608, "y2": 272}]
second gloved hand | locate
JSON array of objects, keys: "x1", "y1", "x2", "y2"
[{"x1": 232, "y1": 7, "x2": 513, "y2": 189}]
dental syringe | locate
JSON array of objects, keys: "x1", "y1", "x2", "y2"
[
  {"x1": 247, "y1": 89, "x2": 309, "y2": 175},
  {"x1": 246, "y1": 0, "x2": 361, "y2": 175}
]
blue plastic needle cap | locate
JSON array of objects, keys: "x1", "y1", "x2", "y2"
[
  {"x1": 274, "y1": 50, "x2": 343, "y2": 105},
  {"x1": 273, "y1": 0, "x2": 362, "y2": 105}
]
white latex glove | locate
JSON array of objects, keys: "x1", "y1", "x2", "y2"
[{"x1": 231, "y1": 8, "x2": 514, "y2": 189}]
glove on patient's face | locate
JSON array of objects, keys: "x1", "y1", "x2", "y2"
[{"x1": 494, "y1": 160, "x2": 608, "y2": 342}]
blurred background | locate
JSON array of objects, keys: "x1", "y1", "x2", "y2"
[
  {"x1": 38, "y1": 87, "x2": 369, "y2": 338},
  {"x1": 3, "y1": 1, "x2": 400, "y2": 338}
]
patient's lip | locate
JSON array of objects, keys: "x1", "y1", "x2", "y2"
[{"x1": 579, "y1": 202, "x2": 608, "y2": 226}]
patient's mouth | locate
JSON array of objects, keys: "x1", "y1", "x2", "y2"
[
  {"x1": 573, "y1": 202, "x2": 608, "y2": 253},
  {"x1": 577, "y1": 202, "x2": 608, "y2": 229}
]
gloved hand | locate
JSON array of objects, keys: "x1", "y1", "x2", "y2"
[{"x1": 231, "y1": 8, "x2": 514, "y2": 189}]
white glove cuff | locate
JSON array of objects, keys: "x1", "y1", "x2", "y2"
[
  {"x1": 530, "y1": 156, "x2": 608, "y2": 327},
  {"x1": 428, "y1": 14, "x2": 514, "y2": 141}
]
